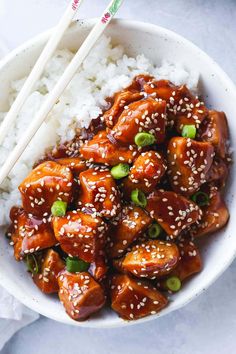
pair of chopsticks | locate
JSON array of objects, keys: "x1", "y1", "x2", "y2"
[{"x1": 0, "y1": 0, "x2": 124, "y2": 185}]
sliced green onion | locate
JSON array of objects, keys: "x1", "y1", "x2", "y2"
[
  {"x1": 66, "y1": 257, "x2": 90, "y2": 273},
  {"x1": 134, "y1": 132, "x2": 156, "y2": 147},
  {"x1": 26, "y1": 254, "x2": 39, "y2": 275},
  {"x1": 182, "y1": 125, "x2": 197, "y2": 139},
  {"x1": 131, "y1": 189, "x2": 147, "y2": 208},
  {"x1": 51, "y1": 200, "x2": 67, "y2": 217},
  {"x1": 111, "y1": 163, "x2": 130, "y2": 179},
  {"x1": 191, "y1": 191, "x2": 209, "y2": 207},
  {"x1": 148, "y1": 223, "x2": 162, "y2": 239},
  {"x1": 165, "y1": 276, "x2": 181, "y2": 292}
]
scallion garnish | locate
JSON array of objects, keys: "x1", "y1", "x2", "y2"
[
  {"x1": 26, "y1": 254, "x2": 39, "y2": 275},
  {"x1": 66, "y1": 257, "x2": 90, "y2": 273},
  {"x1": 131, "y1": 189, "x2": 147, "y2": 208},
  {"x1": 165, "y1": 276, "x2": 181, "y2": 292},
  {"x1": 148, "y1": 223, "x2": 162, "y2": 239},
  {"x1": 51, "y1": 200, "x2": 67, "y2": 217},
  {"x1": 134, "y1": 132, "x2": 156, "y2": 147},
  {"x1": 191, "y1": 191, "x2": 209, "y2": 207},
  {"x1": 182, "y1": 125, "x2": 197, "y2": 139},
  {"x1": 111, "y1": 163, "x2": 130, "y2": 179}
]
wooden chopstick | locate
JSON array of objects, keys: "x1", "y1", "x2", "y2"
[
  {"x1": 0, "y1": 0, "x2": 83, "y2": 146},
  {"x1": 0, "y1": 0, "x2": 124, "y2": 185}
]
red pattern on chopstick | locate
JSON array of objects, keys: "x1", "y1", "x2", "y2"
[
  {"x1": 72, "y1": 0, "x2": 80, "y2": 11},
  {"x1": 101, "y1": 12, "x2": 111, "y2": 24}
]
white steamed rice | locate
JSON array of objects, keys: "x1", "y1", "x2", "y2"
[{"x1": 0, "y1": 36, "x2": 199, "y2": 225}]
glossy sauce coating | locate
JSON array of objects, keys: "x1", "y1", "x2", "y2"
[
  {"x1": 107, "y1": 206, "x2": 152, "y2": 258},
  {"x1": 199, "y1": 110, "x2": 229, "y2": 159},
  {"x1": 9, "y1": 207, "x2": 56, "y2": 261},
  {"x1": 33, "y1": 249, "x2": 65, "y2": 294},
  {"x1": 111, "y1": 274, "x2": 168, "y2": 320},
  {"x1": 103, "y1": 90, "x2": 143, "y2": 128},
  {"x1": 167, "y1": 137, "x2": 215, "y2": 196},
  {"x1": 78, "y1": 168, "x2": 121, "y2": 219},
  {"x1": 142, "y1": 78, "x2": 208, "y2": 131},
  {"x1": 58, "y1": 270, "x2": 105, "y2": 321},
  {"x1": 7, "y1": 74, "x2": 230, "y2": 322},
  {"x1": 19, "y1": 161, "x2": 73, "y2": 217},
  {"x1": 111, "y1": 98, "x2": 166, "y2": 145},
  {"x1": 52, "y1": 211, "x2": 107, "y2": 263},
  {"x1": 123, "y1": 151, "x2": 167, "y2": 194},
  {"x1": 146, "y1": 190, "x2": 201, "y2": 238},
  {"x1": 191, "y1": 185, "x2": 229, "y2": 237},
  {"x1": 80, "y1": 130, "x2": 139, "y2": 166},
  {"x1": 157, "y1": 239, "x2": 202, "y2": 291},
  {"x1": 119, "y1": 240, "x2": 180, "y2": 279}
]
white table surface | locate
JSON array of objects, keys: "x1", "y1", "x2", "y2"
[{"x1": 0, "y1": 0, "x2": 236, "y2": 353}]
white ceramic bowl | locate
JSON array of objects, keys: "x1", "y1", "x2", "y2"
[{"x1": 0, "y1": 19, "x2": 235, "y2": 328}]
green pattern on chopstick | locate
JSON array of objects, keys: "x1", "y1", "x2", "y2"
[
  {"x1": 109, "y1": 0, "x2": 123, "y2": 15},
  {"x1": 101, "y1": 0, "x2": 123, "y2": 24}
]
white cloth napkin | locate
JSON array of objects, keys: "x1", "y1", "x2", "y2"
[
  {"x1": 0, "y1": 45, "x2": 39, "y2": 351},
  {"x1": 0, "y1": 288, "x2": 39, "y2": 350}
]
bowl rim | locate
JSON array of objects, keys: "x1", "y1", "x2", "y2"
[{"x1": 0, "y1": 18, "x2": 236, "y2": 328}]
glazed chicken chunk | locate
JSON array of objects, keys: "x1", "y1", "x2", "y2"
[
  {"x1": 117, "y1": 240, "x2": 180, "y2": 279},
  {"x1": 33, "y1": 249, "x2": 65, "y2": 294},
  {"x1": 206, "y1": 157, "x2": 229, "y2": 187},
  {"x1": 107, "y1": 206, "x2": 152, "y2": 259},
  {"x1": 56, "y1": 157, "x2": 87, "y2": 176},
  {"x1": 111, "y1": 274, "x2": 168, "y2": 320},
  {"x1": 191, "y1": 186, "x2": 229, "y2": 237},
  {"x1": 123, "y1": 151, "x2": 166, "y2": 195},
  {"x1": 167, "y1": 239, "x2": 202, "y2": 282},
  {"x1": 52, "y1": 211, "x2": 107, "y2": 263},
  {"x1": 167, "y1": 137, "x2": 214, "y2": 196},
  {"x1": 8, "y1": 207, "x2": 56, "y2": 261},
  {"x1": 142, "y1": 79, "x2": 208, "y2": 131},
  {"x1": 88, "y1": 256, "x2": 108, "y2": 282},
  {"x1": 111, "y1": 98, "x2": 166, "y2": 145},
  {"x1": 58, "y1": 270, "x2": 106, "y2": 321},
  {"x1": 19, "y1": 161, "x2": 73, "y2": 217},
  {"x1": 199, "y1": 110, "x2": 229, "y2": 159},
  {"x1": 157, "y1": 239, "x2": 202, "y2": 290},
  {"x1": 78, "y1": 168, "x2": 121, "y2": 218},
  {"x1": 103, "y1": 90, "x2": 144, "y2": 128},
  {"x1": 174, "y1": 239, "x2": 202, "y2": 281},
  {"x1": 80, "y1": 130, "x2": 139, "y2": 166},
  {"x1": 146, "y1": 190, "x2": 201, "y2": 238}
]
